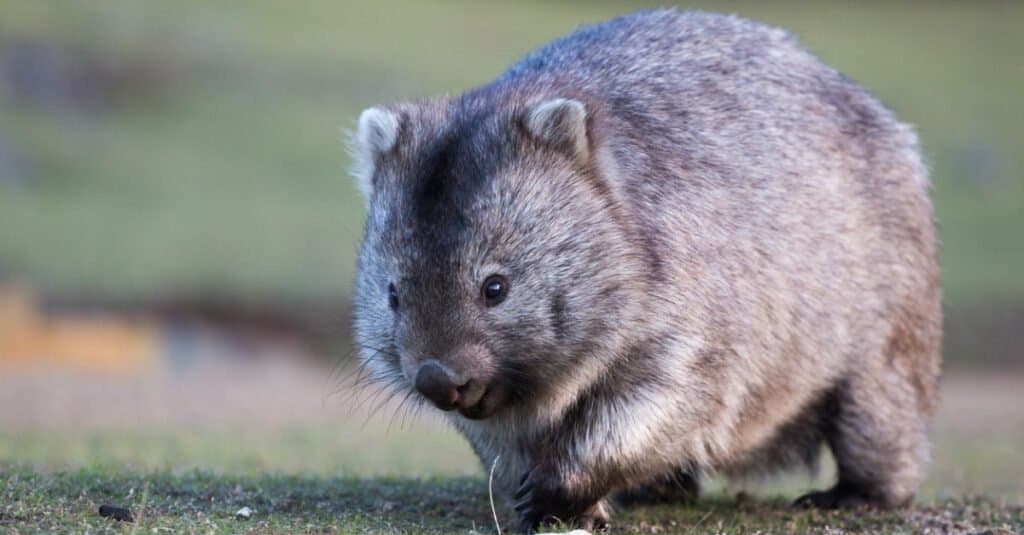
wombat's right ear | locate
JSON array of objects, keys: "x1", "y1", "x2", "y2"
[
  {"x1": 348, "y1": 107, "x2": 401, "y2": 202},
  {"x1": 524, "y1": 98, "x2": 589, "y2": 160}
]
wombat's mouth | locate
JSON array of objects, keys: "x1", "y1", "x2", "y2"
[
  {"x1": 410, "y1": 360, "x2": 512, "y2": 419},
  {"x1": 457, "y1": 382, "x2": 509, "y2": 420}
]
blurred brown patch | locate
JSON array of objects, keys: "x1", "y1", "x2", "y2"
[{"x1": 0, "y1": 287, "x2": 158, "y2": 374}]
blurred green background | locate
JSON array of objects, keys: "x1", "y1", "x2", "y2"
[{"x1": 1, "y1": 1, "x2": 1022, "y2": 364}]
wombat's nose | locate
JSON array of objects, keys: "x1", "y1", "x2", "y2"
[{"x1": 414, "y1": 361, "x2": 465, "y2": 411}]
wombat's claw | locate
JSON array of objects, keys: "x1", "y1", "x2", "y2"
[
  {"x1": 793, "y1": 485, "x2": 873, "y2": 510},
  {"x1": 577, "y1": 506, "x2": 611, "y2": 532},
  {"x1": 794, "y1": 489, "x2": 834, "y2": 509},
  {"x1": 515, "y1": 466, "x2": 598, "y2": 533}
]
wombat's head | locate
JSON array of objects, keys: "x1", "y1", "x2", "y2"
[{"x1": 350, "y1": 95, "x2": 647, "y2": 420}]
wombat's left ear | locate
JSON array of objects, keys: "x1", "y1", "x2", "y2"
[
  {"x1": 524, "y1": 98, "x2": 589, "y2": 160},
  {"x1": 348, "y1": 107, "x2": 401, "y2": 202}
]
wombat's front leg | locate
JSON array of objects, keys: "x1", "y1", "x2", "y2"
[{"x1": 514, "y1": 462, "x2": 611, "y2": 533}]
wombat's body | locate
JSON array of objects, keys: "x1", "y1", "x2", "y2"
[{"x1": 351, "y1": 10, "x2": 941, "y2": 532}]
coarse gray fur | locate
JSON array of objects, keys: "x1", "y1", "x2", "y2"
[{"x1": 349, "y1": 9, "x2": 941, "y2": 532}]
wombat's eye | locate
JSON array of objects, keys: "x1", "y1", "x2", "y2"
[
  {"x1": 387, "y1": 283, "x2": 399, "y2": 310},
  {"x1": 481, "y1": 275, "x2": 508, "y2": 306}
]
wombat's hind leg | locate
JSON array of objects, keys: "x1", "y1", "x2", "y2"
[
  {"x1": 794, "y1": 362, "x2": 931, "y2": 510},
  {"x1": 616, "y1": 467, "x2": 700, "y2": 506}
]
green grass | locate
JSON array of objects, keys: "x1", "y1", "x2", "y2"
[
  {"x1": 1, "y1": 1, "x2": 1022, "y2": 306},
  {"x1": 2, "y1": 465, "x2": 1021, "y2": 534},
  {"x1": 0, "y1": 466, "x2": 494, "y2": 533}
]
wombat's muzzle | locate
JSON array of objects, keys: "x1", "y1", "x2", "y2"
[{"x1": 413, "y1": 360, "x2": 491, "y2": 416}]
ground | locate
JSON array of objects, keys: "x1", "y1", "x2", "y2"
[
  {"x1": 1, "y1": 358, "x2": 1021, "y2": 533},
  {"x1": 2, "y1": 468, "x2": 1021, "y2": 534}
]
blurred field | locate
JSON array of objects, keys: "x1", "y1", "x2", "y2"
[{"x1": 1, "y1": 2, "x2": 1023, "y2": 342}]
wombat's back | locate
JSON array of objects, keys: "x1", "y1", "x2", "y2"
[{"x1": 489, "y1": 9, "x2": 939, "y2": 385}]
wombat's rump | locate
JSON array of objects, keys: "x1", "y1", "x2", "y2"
[{"x1": 351, "y1": 9, "x2": 940, "y2": 532}]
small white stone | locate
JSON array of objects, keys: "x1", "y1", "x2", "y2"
[{"x1": 235, "y1": 506, "x2": 254, "y2": 520}]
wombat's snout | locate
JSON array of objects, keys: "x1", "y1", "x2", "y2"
[
  {"x1": 414, "y1": 361, "x2": 463, "y2": 410},
  {"x1": 414, "y1": 360, "x2": 488, "y2": 414}
]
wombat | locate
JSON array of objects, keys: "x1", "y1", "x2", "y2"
[{"x1": 350, "y1": 9, "x2": 941, "y2": 532}]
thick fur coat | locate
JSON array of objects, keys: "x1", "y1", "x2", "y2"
[{"x1": 350, "y1": 9, "x2": 941, "y2": 532}]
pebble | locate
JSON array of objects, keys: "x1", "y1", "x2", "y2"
[{"x1": 98, "y1": 505, "x2": 133, "y2": 522}]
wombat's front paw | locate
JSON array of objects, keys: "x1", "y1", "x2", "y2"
[{"x1": 514, "y1": 466, "x2": 607, "y2": 533}]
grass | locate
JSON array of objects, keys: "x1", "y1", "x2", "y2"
[
  {"x1": 2, "y1": 465, "x2": 1022, "y2": 534},
  {"x1": 1, "y1": 1, "x2": 1022, "y2": 306},
  {"x1": 0, "y1": 466, "x2": 494, "y2": 533}
]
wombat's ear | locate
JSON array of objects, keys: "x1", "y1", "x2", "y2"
[
  {"x1": 524, "y1": 98, "x2": 589, "y2": 160},
  {"x1": 349, "y1": 107, "x2": 401, "y2": 201}
]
